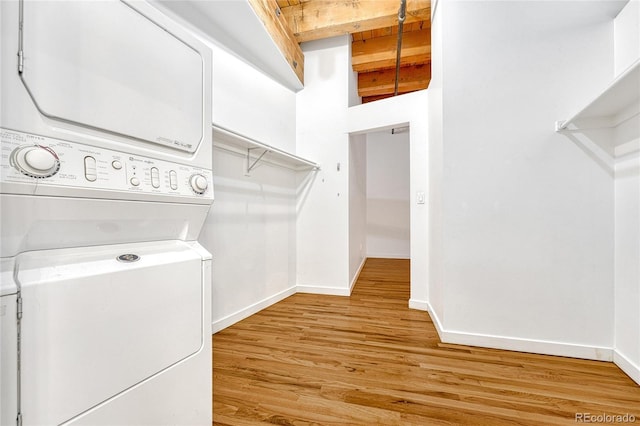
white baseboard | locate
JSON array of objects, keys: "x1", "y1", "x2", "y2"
[
  {"x1": 439, "y1": 329, "x2": 613, "y2": 361},
  {"x1": 296, "y1": 285, "x2": 351, "y2": 296},
  {"x1": 409, "y1": 298, "x2": 613, "y2": 362},
  {"x1": 408, "y1": 298, "x2": 430, "y2": 311},
  {"x1": 409, "y1": 298, "x2": 445, "y2": 340},
  {"x1": 614, "y1": 349, "x2": 640, "y2": 385},
  {"x1": 349, "y1": 257, "x2": 367, "y2": 294},
  {"x1": 366, "y1": 252, "x2": 410, "y2": 259},
  {"x1": 211, "y1": 266, "x2": 363, "y2": 333},
  {"x1": 212, "y1": 286, "x2": 296, "y2": 334}
]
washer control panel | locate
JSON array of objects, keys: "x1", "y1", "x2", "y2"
[{"x1": 1, "y1": 128, "x2": 213, "y2": 200}]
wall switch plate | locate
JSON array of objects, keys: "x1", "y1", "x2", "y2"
[{"x1": 417, "y1": 191, "x2": 425, "y2": 204}]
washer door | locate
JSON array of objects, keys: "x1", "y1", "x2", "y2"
[{"x1": 16, "y1": 241, "x2": 204, "y2": 425}]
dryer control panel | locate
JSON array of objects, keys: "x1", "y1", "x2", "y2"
[{"x1": 0, "y1": 128, "x2": 213, "y2": 202}]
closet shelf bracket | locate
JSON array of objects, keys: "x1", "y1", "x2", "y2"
[
  {"x1": 247, "y1": 147, "x2": 270, "y2": 174},
  {"x1": 555, "y1": 59, "x2": 639, "y2": 132}
]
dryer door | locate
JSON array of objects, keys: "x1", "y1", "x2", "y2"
[
  {"x1": 16, "y1": 241, "x2": 204, "y2": 425},
  {"x1": 20, "y1": 0, "x2": 204, "y2": 153}
]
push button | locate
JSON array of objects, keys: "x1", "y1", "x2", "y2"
[
  {"x1": 169, "y1": 170, "x2": 178, "y2": 190},
  {"x1": 84, "y1": 156, "x2": 97, "y2": 182},
  {"x1": 130, "y1": 176, "x2": 140, "y2": 187},
  {"x1": 151, "y1": 167, "x2": 160, "y2": 188},
  {"x1": 112, "y1": 160, "x2": 123, "y2": 170}
]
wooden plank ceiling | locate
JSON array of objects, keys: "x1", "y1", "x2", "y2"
[{"x1": 272, "y1": 0, "x2": 431, "y2": 103}]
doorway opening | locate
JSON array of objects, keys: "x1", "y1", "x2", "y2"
[{"x1": 349, "y1": 124, "x2": 411, "y2": 298}]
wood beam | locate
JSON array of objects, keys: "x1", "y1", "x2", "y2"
[
  {"x1": 281, "y1": 0, "x2": 431, "y2": 43},
  {"x1": 357, "y1": 63, "x2": 431, "y2": 97},
  {"x1": 352, "y1": 28, "x2": 430, "y2": 72},
  {"x1": 362, "y1": 93, "x2": 413, "y2": 103},
  {"x1": 248, "y1": 0, "x2": 305, "y2": 85}
]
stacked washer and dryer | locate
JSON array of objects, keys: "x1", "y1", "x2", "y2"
[{"x1": 1, "y1": 1, "x2": 213, "y2": 425}]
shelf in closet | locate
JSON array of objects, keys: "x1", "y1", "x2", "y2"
[
  {"x1": 555, "y1": 59, "x2": 640, "y2": 132},
  {"x1": 212, "y1": 124, "x2": 319, "y2": 173}
]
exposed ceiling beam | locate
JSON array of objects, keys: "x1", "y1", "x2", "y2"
[
  {"x1": 281, "y1": 0, "x2": 431, "y2": 43},
  {"x1": 362, "y1": 93, "x2": 412, "y2": 103},
  {"x1": 352, "y1": 28, "x2": 431, "y2": 72},
  {"x1": 248, "y1": 0, "x2": 305, "y2": 84},
  {"x1": 358, "y1": 63, "x2": 431, "y2": 97}
]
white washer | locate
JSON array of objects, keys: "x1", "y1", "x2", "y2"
[{"x1": 0, "y1": 1, "x2": 213, "y2": 425}]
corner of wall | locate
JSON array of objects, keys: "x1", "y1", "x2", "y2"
[
  {"x1": 614, "y1": 0, "x2": 640, "y2": 76},
  {"x1": 296, "y1": 34, "x2": 355, "y2": 295},
  {"x1": 349, "y1": 256, "x2": 367, "y2": 293},
  {"x1": 212, "y1": 286, "x2": 296, "y2": 334},
  {"x1": 409, "y1": 298, "x2": 446, "y2": 343},
  {"x1": 347, "y1": 38, "x2": 362, "y2": 108},
  {"x1": 614, "y1": 349, "x2": 640, "y2": 385}
]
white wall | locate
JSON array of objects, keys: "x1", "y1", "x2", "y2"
[
  {"x1": 296, "y1": 36, "x2": 352, "y2": 295},
  {"x1": 348, "y1": 90, "x2": 429, "y2": 304},
  {"x1": 428, "y1": 0, "x2": 445, "y2": 324},
  {"x1": 212, "y1": 45, "x2": 297, "y2": 153},
  {"x1": 613, "y1": 0, "x2": 640, "y2": 385},
  {"x1": 614, "y1": 151, "x2": 640, "y2": 383},
  {"x1": 366, "y1": 130, "x2": 410, "y2": 259},
  {"x1": 201, "y1": 39, "x2": 300, "y2": 331},
  {"x1": 349, "y1": 134, "x2": 367, "y2": 287},
  {"x1": 201, "y1": 148, "x2": 298, "y2": 332},
  {"x1": 347, "y1": 38, "x2": 362, "y2": 108},
  {"x1": 207, "y1": 43, "x2": 299, "y2": 330},
  {"x1": 431, "y1": 1, "x2": 620, "y2": 360},
  {"x1": 614, "y1": 0, "x2": 640, "y2": 76}
]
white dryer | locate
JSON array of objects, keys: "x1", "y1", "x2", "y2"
[{"x1": 0, "y1": 1, "x2": 213, "y2": 425}]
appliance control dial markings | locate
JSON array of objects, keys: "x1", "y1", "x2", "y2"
[
  {"x1": 189, "y1": 174, "x2": 208, "y2": 194},
  {"x1": 10, "y1": 145, "x2": 60, "y2": 178}
]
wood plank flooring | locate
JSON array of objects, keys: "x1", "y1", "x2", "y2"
[{"x1": 213, "y1": 258, "x2": 640, "y2": 425}]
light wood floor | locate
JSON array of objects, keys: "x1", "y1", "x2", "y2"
[{"x1": 213, "y1": 258, "x2": 640, "y2": 425}]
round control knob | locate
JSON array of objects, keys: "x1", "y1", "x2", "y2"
[
  {"x1": 190, "y1": 174, "x2": 208, "y2": 194},
  {"x1": 11, "y1": 145, "x2": 60, "y2": 178}
]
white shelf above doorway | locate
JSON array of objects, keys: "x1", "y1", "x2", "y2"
[
  {"x1": 555, "y1": 59, "x2": 640, "y2": 132},
  {"x1": 212, "y1": 124, "x2": 320, "y2": 174}
]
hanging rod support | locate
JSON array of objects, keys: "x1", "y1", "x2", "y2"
[
  {"x1": 247, "y1": 147, "x2": 270, "y2": 174},
  {"x1": 394, "y1": 0, "x2": 407, "y2": 96}
]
